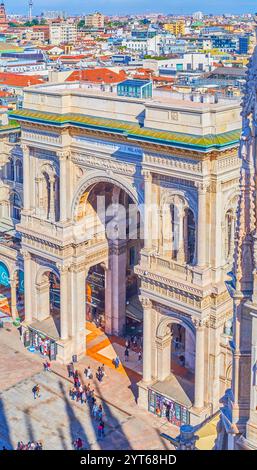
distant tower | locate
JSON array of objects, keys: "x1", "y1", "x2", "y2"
[
  {"x1": 28, "y1": 0, "x2": 33, "y2": 22},
  {"x1": 0, "y1": 2, "x2": 7, "y2": 26}
]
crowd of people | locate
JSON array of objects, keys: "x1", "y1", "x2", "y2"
[
  {"x1": 124, "y1": 336, "x2": 142, "y2": 363},
  {"x1": 67, "y1": 364, "x2": 106, "y2": 444},
  {"x1": 16, "y1": 441, "x2": 43, "y2": 450},
  {"x1": 24, "y1": 334, "x2": 143, "y2": 450}
]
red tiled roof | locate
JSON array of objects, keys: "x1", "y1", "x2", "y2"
[
  {"x1": 0, "y1": 90, "x2": 11, "y2": 97},
  {"x1": 153, "y1": 76, "x2": 175, "y2": 83},
  {"x1": 133, "y1": 74, "x2": 150, "y2": 80},
  {"x1": 60, "y1": 55, "x2": 87, "y2": 60},
  {"x1": 0, "y1": 73, "x2": 44, "y2": 88},
  {"x1": 66, "y1": 68, "x2": 127, "y2": 84}
]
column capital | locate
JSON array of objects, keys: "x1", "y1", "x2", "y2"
[
  {"x1": 21, "y1": 143, "x2": 30, "y2": 155},
  {"x1": 20, "y1": 249, "x2": 31, "y2": 260},
  {"x1": 195, "y1": 181, "x2": 209, "y2": 193},
  {"x1": 57, "y1": 149, "x2": 71, "y2": 161},
  {"x1": 56, "y1": 262, "x2": 71, "y2": 274},
  {"x1": 70, "y1": 263, "x2": 87, "y2": 274},
  {"x1": 193, "y1": 317, "x2": 208, "y2": 329},
  {"x1": 109, "y1": 240, "x2": 127, "y2": 255},
  {"x1": 142, "y1": 169, "x2": 152, "y2": 182},
  {"x1": 140, "y1": 296, "x2": 152, "y2": 309},
  {"x1": 10, "y1": 276, "x2": 18, "y2": 287}
]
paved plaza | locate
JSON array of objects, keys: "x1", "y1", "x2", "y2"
[{"x1": 0, "y1": 323, "x2": 176, "y2": 450}]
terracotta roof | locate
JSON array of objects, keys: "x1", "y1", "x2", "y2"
[
  {"x1": 0, "y1": 73, "x2": 44, "y2": 88},
  {"x1": 133, "y1": 74, "x2": 150, "y2": 80},
  {"x1": 60, "y1": 55, "x2": 87, "y2": 60},
  {"x1": 153, "y1": 76, "x2": 175, "y2": 83},
  {"x1": 0, "y1": 90, "x2": 11, "y2": 97},
  {"x1": 66, "y1": 68, "x2": 127, "y2": 84}
]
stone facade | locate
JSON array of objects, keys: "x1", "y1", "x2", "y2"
[{"x1": 0, "y1": 83, "x2": 242, "y2": 425}]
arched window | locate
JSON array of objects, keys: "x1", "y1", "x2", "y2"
[
  {"x1": 171, "y1": 203, "x2": 180, "y2": 259},
  {"x1": 169, "y1": 201, "x2": 195, "y2": 265},
  {"x1": 7, "y1": 158, "x2": 14, "y2": 181},
  {"x1": 15, "y1": 160, "x2": 23, "y2": 183},
  {"x1": 225, "y1": 210, "x2": 235, "y2": 260},
  {"x1": 187, "y1": 209, "x2": 196, "y2": 264},
  {"x1": 10, "y1": 192, "x2": 21, "y2": 221},
  {"x1": 42, "y1": 172, "x2": 50, "y2": 219}
]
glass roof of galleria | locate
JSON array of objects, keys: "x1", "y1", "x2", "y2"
[{"x1": 10, "y1": 109, "x2": 241, "y2": 152}]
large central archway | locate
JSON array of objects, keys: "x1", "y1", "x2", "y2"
[{"x1": 73, "y1": 178, "x2": 143, "y2": 338}]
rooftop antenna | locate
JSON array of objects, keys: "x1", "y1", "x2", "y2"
[{"x1": 29, "y1": 0, "x2": 33, "y2": 22}]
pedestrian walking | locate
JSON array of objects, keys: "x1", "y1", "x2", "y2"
[
  {"x1": 138, "y1": 350, "x2": 142, "y2": 361},
  {"x1": 81, "y1": 388, "x2": 87, "y2": 404},
  {"x1": 92, "y1": 402, "x2": 98, "y2": 419},
  {"x1": 100, "y1": 420, "x2": 105, "y2": 439},
  {"x1": 32, "y1": 384, "x2": 40, "y2": 399},
  {"x1": 124, "y1": 347, "x2": 129, "y2": 362},
  {"x1": 101, "y1": 364, "x2": 106, "y2": 377},
  {"x1": 70, "y1": 387, "x2": 76, "y2": 400},
  {"x1": 97, "y1": 422, "x2": 103, "y2": 440},
  {"x1": 77, "y1": 437, "x2": 83, "y2": 450},
  {"x1": 84, "y1": 366, "x2": 92, "y2": 378},
  {"x1": 43, "y1": 361, "x2": 51, "y2": 372},
  {"x1": 97, "y1": 404, "x2": 103, "y2": 421},
  {"x1": 67, "y1": 362, "x2": 74, "y2": 378},
  {"x1": 113, "y1": 356, "x2": 120, "y2": 368}
]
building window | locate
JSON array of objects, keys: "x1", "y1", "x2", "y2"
[
  {"x1": 7, "y1": 158, "x2": 14, "y2": 181},
  {"x1": 10, "y1": 192, "x2": 21, "y2": 221},
  {"x1": 129, "y1": 246, "x2": 137, "y2": 267},
  {"x1": 15, "y1": 160, "x2": 23, "y2": 183},
  {"x1": 187, "y1": 209, "x2": 196, "y2": 264}
]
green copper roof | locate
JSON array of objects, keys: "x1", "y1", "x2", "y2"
[
  {"x1": 10, "y1": 109, "x2": 241, "y2": 152},
  {"x1": 0, "y1": 119, "x2": 20, "y2": 133}
]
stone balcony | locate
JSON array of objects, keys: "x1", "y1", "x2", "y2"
[{"x1": 139, "y1": 250, "x2": 212, "y2": 288}]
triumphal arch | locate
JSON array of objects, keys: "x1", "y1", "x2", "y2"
[{"x1": 5, "y1": 81, "x2": 242, "y2": 425}]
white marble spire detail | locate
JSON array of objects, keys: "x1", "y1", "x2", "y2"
[{"x1": 233, "y1": 46, "x2": 257, "y2": 296}]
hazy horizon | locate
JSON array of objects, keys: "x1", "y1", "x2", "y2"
[{"x1": 4, "y1": 0, "x2": 255, "y2": 17}]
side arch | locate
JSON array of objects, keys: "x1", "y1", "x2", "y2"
[
  {"x1": 35, "y1": 265, "x2": 60, "y2": 286},
  {"x1": 156, "y1": 312, "x2": 195, "y2": 341}
]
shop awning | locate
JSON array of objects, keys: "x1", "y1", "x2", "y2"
[
  {"x1": 150, "y1": 374, "x2": 194, "y2": 408},
  {"x1": 126, "y1": 295, "x2": 143, "y2": 323},
  {"x1": 29, "y1": 317, "x2": 60, "y2": 341}
]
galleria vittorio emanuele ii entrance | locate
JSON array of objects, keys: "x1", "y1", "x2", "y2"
[
  {"x1": 0, "y1": 79, "x2": 242, "y2": 428},
  {"x1": 75, "y1": 180, "x2": 142, "y2": 337}
]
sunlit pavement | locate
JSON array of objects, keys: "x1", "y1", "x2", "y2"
[
  {"x1": 0, "y1": 324, "x2": 176, "y2": 450},
  {"x1": 85, "y1": 322, "x2": 143, "y2": 379}
]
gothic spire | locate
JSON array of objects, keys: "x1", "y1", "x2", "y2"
[{"x1": 233, "y1": 46, "x2": 257, "y2": 296}]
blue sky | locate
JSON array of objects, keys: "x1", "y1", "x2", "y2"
[{"x1": 6, "y1": 0, "x2": 253, "y2": 16}]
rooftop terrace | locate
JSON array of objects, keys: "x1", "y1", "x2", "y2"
[{"x1": 11, "y1": 81, "x2": 242, "y2": 152}]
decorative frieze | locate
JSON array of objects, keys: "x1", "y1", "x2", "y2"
[
  {"x1": 155, "y1": 174, "x2": 196, "y2": 188},
  {"x1": 72, "y1": 152, "x2": 136, "y2": 176},
  {"x1": 144, "y1": 153, "x2": 203, "y2": 173}
]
